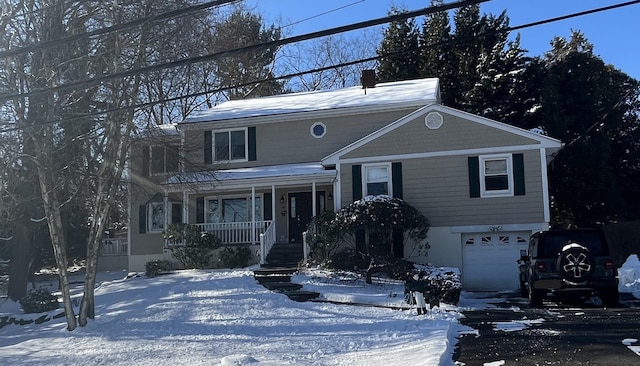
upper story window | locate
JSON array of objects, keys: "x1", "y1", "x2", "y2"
[
  {"x1": 480, "y1": 154, "x2": 513, "y2": 197},
  {"x1": 363, "y1": 163, "x2": 391, "y2": 197},
  {"x1": 214, "y1": 128, "x2": 247, "y2": 162},
  {"x1": 148, "y1": 145, "x2": 179, "y2": 175}
]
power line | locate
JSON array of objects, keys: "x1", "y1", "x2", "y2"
[
  {"x1": 1, "y1": 0, "x2": 639, "y2": 133},
  {"x1": 0, "y1": 0, "x2": 489, "y2": 104},
  {"x1": 281, "y1": 0, "x2": 366, "y2": 29},
  {"x1": 0, "y1": 0, "x2": 241, "y2": 59}
]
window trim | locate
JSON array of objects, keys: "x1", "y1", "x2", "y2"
[
  {"x1": 479, "y1": 154, "x2": 514, "y2": 197},
  {"x1": 146, "y1": 201, "x2": 182, "y2": 233},
  {"x1": 361, "y1": 163, "x2": 393, "y2": 197},
  {"x1": 211, "y1": 128, "x2": 248, "y2": 163}
]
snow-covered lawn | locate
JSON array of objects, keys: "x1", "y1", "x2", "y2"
[{"x1": 0, "y1": 255, "x2": 638, "y2": 366}]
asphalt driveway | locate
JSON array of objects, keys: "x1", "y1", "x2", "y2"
[{"x1": 453, "y1": 293, "x2": 640, "y2": 365}]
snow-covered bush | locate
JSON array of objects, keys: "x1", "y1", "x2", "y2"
[
  {"x1": 163, "y1": 223, "x2": 220, "y2": 269},
  {"x1": 405, "y1": 265, "x2": 462, "y2": 305},
  {"x1": 307, "y1": 196, "x2": 430, "y2": 264},
  {"x1": 217, "y1": 246, "x2": 252, "y2": 268},
  {"x1": 19, "y1": 288, "x2": 59, "y2": 314}
]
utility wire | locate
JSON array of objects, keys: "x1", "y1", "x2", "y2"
[
  {"x1": 0, "y1": 0, "x2": 489, "y2": 103},
  {"x1": 1, "y1": 0, "x2": 639, "y2": 133},
  {"x1": 0, "y1": 0, "x2": 241, "y2": 59},
  {"x1": 282, "y1": 0, "x2": 366, "y2": 29}
]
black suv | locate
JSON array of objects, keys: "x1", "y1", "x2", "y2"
[{"x1": 518, "y1": 228, "x2": 618, "y2": 307}]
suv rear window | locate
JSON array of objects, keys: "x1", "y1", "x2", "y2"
[{"x1": 538, "y1": 231, "x2": 608, "y2": 258}]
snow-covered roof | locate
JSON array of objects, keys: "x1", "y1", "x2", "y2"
[
  {"x1": 181, "y1": 78, "x2": 440, "y2": 124},
  {"x1": 163, "y1": 163, "x2": 336, "y2": 190},
  {"x1": 135, "y1": 123, "x2": 179, "y2": 138}
]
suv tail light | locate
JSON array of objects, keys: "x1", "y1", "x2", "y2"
[
  {"x1": 605, "y1": 259, "x2": 615, "y2": 270},
  {"x1": 536, "y1": 262, "x2": 546, "y2": 272}
]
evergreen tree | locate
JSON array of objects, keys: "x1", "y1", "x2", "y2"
[
  {"x1": 376, "y1": 6, "x2": 420, "y2": 83},
  {"x1": 536, "y1": 31, "x2": 640, "y2": 226},
  {"x1": 210, "y1": 7, "x2": 283, "y2": 100},
  {"x1": 419, "y1": 0, "x2": 455, "y2": 99}
]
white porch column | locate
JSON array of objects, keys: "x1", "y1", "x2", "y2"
[
  {"x1": 182, "y1": 191, "x2": 189, "y2": 224},
  {"x1": 163, "y1": 193, "x2": 169, "y2": 229},
  {"x1": 333, "y1": 164, "x2": 341, "y2": 211},
  {"x1": 251, "y1": 186, "x2": 256, "y2": 244},
  {"x1": 312, "y1": 181, "x2": 317, "y2": 217},
  {"x1": 271, "y1": 185, "x2": 276, "y2": 242}
]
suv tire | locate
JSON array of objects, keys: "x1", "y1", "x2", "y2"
[
  {"x1": 529, "y1": 283, "x2": 544, "y2": 308},
  {"x1": 557, "y1": 243, "x2": 594, "y2": 284}
]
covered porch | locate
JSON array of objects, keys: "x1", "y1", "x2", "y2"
[{"x1": 161, "y1": 163, "x2": 337, "y2": 265}]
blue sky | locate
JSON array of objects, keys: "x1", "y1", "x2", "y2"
[{"x1": 250, "y1": 0, "x2": 640, "y2": 80}]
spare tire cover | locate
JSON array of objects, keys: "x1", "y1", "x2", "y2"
[{"x1": 557, "y1": 243, "x2": 594, "y2": 283}]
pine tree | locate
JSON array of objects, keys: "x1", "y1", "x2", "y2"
[
  {"x1": 419, "y1": 0, "x2": 455, "y2": 102},
  {"x1": 376, "y1": 7, "x2": 420, "y2": 83},
  {"x1": 537, "y1": 31, "x2": 640, "y2": 226}
]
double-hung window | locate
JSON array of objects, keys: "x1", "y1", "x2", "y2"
[
  {"x1": 145, "y1": 201, "x2": 182, "y2": 233},
  {"x1": 480, "y1": 154, "x2": 513, "y2": 197},
  {"x1": 363, "y1": 163, "x2": 391, "y2": 197},
  {"x1": 149, "y1": 145, "x2": 179, "y2": 175},
  {"x1": 214, "y1": 129, "x2": 247, "y2": 162}
]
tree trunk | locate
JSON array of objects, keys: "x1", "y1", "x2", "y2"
[{"x1": 33, "y1": 151, "x2": 77, "y2": 331}]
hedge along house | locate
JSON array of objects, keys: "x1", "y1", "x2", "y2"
[{"x1": 127, "y1": 77, "x2": 562, "y2": 290}]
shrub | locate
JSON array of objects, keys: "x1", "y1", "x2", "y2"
[
  {"x1": 218, "y1": 246, "x2": 252, "y2": 268},
  {"x1": 145, "y1": 259, "x2": 173, "y2": 277},
  {"x1": 164, "y1": 223, "x2": 221, "y2": 269},
  {"x1": 19, "y1": 288, "x2": 59, "y2": 314}
]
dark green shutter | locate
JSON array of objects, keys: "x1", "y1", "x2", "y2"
[
  {"x1": 352, "y1": 164, "x2": 362, "y2": 201},
  {"x1": 248, "y1": 127, "x2": 257, "y2": 161},
  {"x1": 204, "y1": 131, "x2": 212, "y2": 164},
  {"x1": 196, "y1": 197, "x2": 205, "y2": 223},
  {"x1": 263, "y1": 192, "x2": 272, "y2": 220},
  {"x1": 392, "y1": 162, "x2": 403, "y2": 199},
  {"x1": 468, "y1": 156, "x2": 480, "y2": 198},
  {"x1": 513, "y1": 153, "x2": 526, "y2": 196},
  {"x1": 142, "y1": 146, "x2": 150, "y2": 177},
  {"x1": 138, "y1": 205, "x2": 147, "y2": 233}
]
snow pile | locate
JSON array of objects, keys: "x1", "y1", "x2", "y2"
[{"x1": 619, "y1": 254, "x2": 640, "y2": 297}]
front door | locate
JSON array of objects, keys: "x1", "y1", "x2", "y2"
[{"x1": 288, "y1": 192, "x2": 313, "y2": 243}]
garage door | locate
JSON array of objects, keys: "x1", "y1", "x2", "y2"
[{"x1": 462, "y1": 232, "x2": 530, "y2": 290}]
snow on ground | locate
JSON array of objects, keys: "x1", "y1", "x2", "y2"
[
  {"x1": 0, "y1": 267, "x2": 470, "y2": 366},
  {"x1": 1, "y1": 254, "x2": 639, "y2": 366}
]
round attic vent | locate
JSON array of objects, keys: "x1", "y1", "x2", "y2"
[
  {"x1": 425, "y1": 112, "x2": 443, "y2": 130},
  {"x1": 310, "y1": 122, "x2": 326, "y2": 138}
]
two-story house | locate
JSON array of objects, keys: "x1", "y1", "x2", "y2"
[{"x1": 127, "y1": 77, "x2": 562, "y2": 290}]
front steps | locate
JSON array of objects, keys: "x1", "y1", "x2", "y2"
[{"x1": 254, "y1": 243, "x2": 319, "y2": 302}]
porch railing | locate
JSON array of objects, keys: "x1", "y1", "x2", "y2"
[
  {"x1": 196, "y1": 220, "x2": 272, "y2": 245},
  {"x1": 100, "y1": 238, "x2": 128, "y2": 256},
  {"x1": 259, "y1": 222, "x2": 276, "y2": 265}
]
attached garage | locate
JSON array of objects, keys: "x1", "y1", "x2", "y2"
[{"x1": 462, "y1": 232, "x2": 530, "y2": 290}]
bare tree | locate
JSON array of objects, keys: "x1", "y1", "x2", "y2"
[{"x1": 278, "y1": 31, "x2": 378, "y2": 92}]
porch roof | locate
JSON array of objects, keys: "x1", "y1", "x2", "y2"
[{"x1": 162, "y1": 163, "x2": 336, "y2": 191}]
